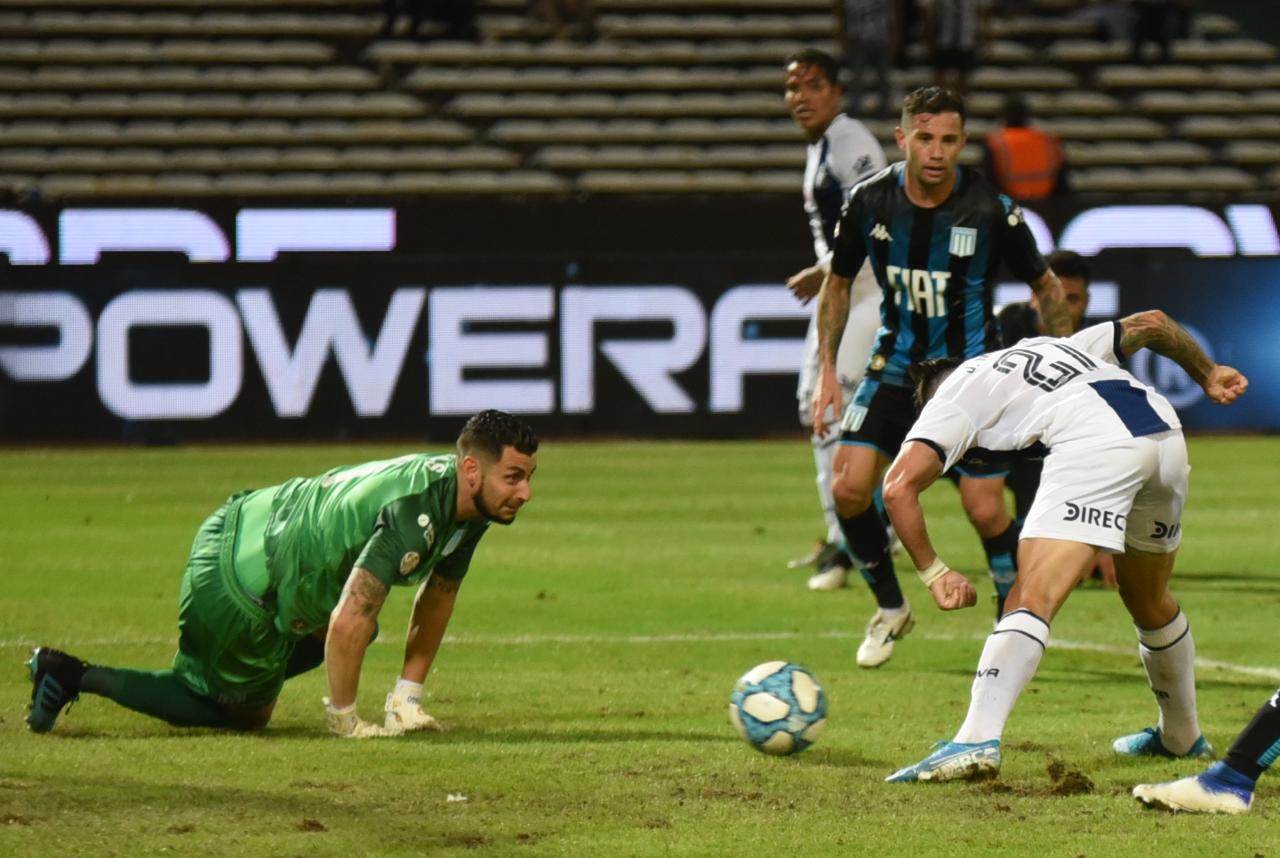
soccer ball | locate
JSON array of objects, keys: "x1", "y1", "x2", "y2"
[{"x1": 728, "y1": 661, "x2": 827, "y2": 755}]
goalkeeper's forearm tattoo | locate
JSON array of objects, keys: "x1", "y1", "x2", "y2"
[
  {"x1": 344, "y1": 567, "x2": 389, "y2": 620},
  {"x1": 1120, "y1": 310, "x2": 1215, "y2": 384}
]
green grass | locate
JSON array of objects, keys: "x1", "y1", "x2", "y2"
[{"x1": 2, "y1": 438, "x2": 1280, "y2": 857}]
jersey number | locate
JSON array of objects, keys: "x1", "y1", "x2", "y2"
[{"x1": 992, "y1": 344, "x2": 1098, "y2": 392}]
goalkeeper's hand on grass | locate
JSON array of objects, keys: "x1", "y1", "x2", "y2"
[
  {"x1": 384, "y1": 682, "x2": 446, "y2": 733},
  {"x1": 324, "y1": 697, "x2": 401, "y2": 738}
]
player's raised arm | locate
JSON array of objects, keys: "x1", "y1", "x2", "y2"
[
  {"x1": 324, "y1": 566, "x2": 396, "y2": 738},
  {"x1": 1029, "y1": 268, "x2": 1072, "y2": 337},
  {"x1": 1117, "y1": 310, "x2": 1249, "y2": 404}
]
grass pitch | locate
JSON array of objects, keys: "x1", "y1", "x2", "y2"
[{"x1": 2, "y1": 438, "x2": 1279, "y2": 857}]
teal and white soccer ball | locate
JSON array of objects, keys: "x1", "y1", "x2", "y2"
[{"x1": 728, "y1": 661, "x2": 827, "y2": 755}]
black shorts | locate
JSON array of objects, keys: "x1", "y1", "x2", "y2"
[{"x1": 840, "y1": 378, "x2": 1007, "y2": 478}]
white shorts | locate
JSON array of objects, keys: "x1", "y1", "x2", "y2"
[
  {"x1": 797, "y1": 260, "x2": 881, "y2": 427},
  {"x1": 1020, "y1": 430, "x2": 1189, "y2": 554}
]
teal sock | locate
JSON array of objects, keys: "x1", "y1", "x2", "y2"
[{"x1": 81, "y1": 666, "x2": 233, "y2": 728}]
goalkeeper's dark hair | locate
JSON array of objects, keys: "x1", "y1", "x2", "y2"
[
  {"x1": 457, "y1": 410, "x2": 539, "y2": 462},
  {"x1": 910, "y1": 357, "x2": 964, "y2": 412},
  {"x1": 784, "y1": 48, "x2": 842, "y2": 89}
]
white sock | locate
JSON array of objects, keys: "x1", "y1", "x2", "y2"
[
  {"x1": 953, "y1": 609, "x2": 1049, "y2": 744},
  {"x1": 812, "y1": 430, "x2": 841, "y2": 544},
  {"x1": 1137, "y1": 609, "x2": 1200, "y2": 754}
]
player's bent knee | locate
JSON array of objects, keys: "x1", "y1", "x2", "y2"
[{"x1": 832, "y1": 478, "x2": 874, "y2": 517}]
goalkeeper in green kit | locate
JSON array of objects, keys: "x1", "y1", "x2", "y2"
[{"x1": 25, "y1": 410, "x2": 538, "y2": 739}]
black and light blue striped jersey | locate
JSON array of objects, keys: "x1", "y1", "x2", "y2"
[
  {"x1": 803, "y1": 113, "x2": 886, "y2": 264},
  {"x1": 831, "y1": 162, "x2": 1048, "y2": 386}
]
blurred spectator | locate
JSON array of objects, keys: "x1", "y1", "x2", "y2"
[
  {"x1": 1130, "y1": 0, "x2": 1175, "y2": 63},
  {"x1": 893, "y1": 0, "x2": 922, "y2": 68},
  {"x1": 981, "y1": 95, "x2": 1068, "y2": 200},
  {"x1": 380, "y1": 0, "x2": 428, "y2": 36},
  {"x1": 1072, "y1": 0, "x2": 1131, "y2": 42},
  {"x1": 923, "y1": 0, "x2": 988, "y2": 94},
  {"x1": 381, "y1": 0, "x2": 479, "y2": 41},
  {"x1": 836, "y1": 0, "x2": 895, "y2": 117},
  {"x1": 529, "y1": 0, "x2": 596, "y2": 42}
]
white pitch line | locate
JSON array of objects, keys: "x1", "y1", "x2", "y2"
[{"x1": 3, "y1": 630, "x2": 1279, "y2": 682}]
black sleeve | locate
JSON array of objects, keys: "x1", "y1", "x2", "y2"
[
  {"x1": 997, "y1": 196, "x2": 1049, "y2": 284},
  {"x1": 830, "y1": 187, "x2": 868, "y2": 279}
]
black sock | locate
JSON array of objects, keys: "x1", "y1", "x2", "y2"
[
  {"x1": 839, "y1": 508, "x2": 903, "y2": 609},
  {"x1": 982, "y1": 521, "x2": 1020, "y2": 618},
  {"x1": 1224, "y1": 691, "x2": 1280, "y2": 781},
  {"x1": 81, "y1": 667, "x2": 233, "y2": 728}
]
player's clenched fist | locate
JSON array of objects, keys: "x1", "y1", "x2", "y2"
[{"x1": 929, "y1": 570, "x2": 977, "y2": 611}]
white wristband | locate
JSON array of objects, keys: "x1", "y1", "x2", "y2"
[{"x1": 917, "y1": 557, "x2": 950, "y2": 588}]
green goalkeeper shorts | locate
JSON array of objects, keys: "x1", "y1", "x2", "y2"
[{"x1": 171, "y1": 493, "x2": 296, "y2": 707}]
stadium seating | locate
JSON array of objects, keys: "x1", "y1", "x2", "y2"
[{"x1": 0, "y1": 0, "x2": 1275, "y2": 197}]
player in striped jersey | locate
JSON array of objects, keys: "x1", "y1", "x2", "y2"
[
  {"x1": 812, "y1": 85, "x2": 1073, "y2": 667},
  {"x1": 784, "y1": 48, "x2": 888, "y2": 591},
  {"x1": 878, "y1": 311, "x2": 1247, "y2": 782}
]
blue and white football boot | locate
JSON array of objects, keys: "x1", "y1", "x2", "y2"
[
  {"x1": 1133, "y1": 762, "x2": 1255, "y2": 814},
  {"x1": 1112, "y1": 727, "x2": 1213, "y2": 758},
  {"x1": 885, "y1": 739, "x2": 1002, "y2": 783}
]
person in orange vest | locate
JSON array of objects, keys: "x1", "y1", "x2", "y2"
[{"x1": 981, "y1": 95, "x2": 1069, "y2": 200}]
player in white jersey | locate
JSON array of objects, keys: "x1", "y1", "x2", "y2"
[
  {"x1": 783, "y1": 48, "x2": 888, "y2": 591},
  {"x1": 875, "y1": 310, "x2": 1248, "y2": 782}
]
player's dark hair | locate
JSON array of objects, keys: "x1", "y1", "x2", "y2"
[
  {"x1": 909, "y1": 357, "x2": 964, "y2": 412},
  {"x1": 1046, "y1": 249, "x2": 1090, "y2": 287},
  {"x1": 901, "y1": 86, "x2": 966, "y2": 127},
  {"x1": 457, "y1": 410, "x2": 539, "y2": 462},
  {"x1": 784, "y1": 48, "x2": 841, "y2": 89}
]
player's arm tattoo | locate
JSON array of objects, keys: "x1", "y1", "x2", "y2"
[
  {"x1": 1030, "y1": 269, "x2": 1072, "y2": 336},
  {"x1": 1118, "y1": 310, "x2": 1215, "y2": 384},
  {"x1": 816, "y1": 272, "x2": 852, "y2": 365},
  {"x1": 340, "y1": 566, "x2": 389, "y2": 620}
]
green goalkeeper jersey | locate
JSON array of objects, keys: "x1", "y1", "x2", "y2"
[{"x1": 233, "y1": 453, "x2": 488, "y2": 637}]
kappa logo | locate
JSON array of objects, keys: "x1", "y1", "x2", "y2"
[
  {"x1": 870, "y1": 223, "x2": 892, "y2": 242},
  {"x1": 418, "y1": 513, "x2": 435, "y2": 547}
]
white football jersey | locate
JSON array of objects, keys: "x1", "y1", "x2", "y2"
[
  {"x1": 803, "y1": 113, "x2": 886, "y2": 264},
  {"x1": 906, "y1": 321, "x2": 1182, "y2": 473}
]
